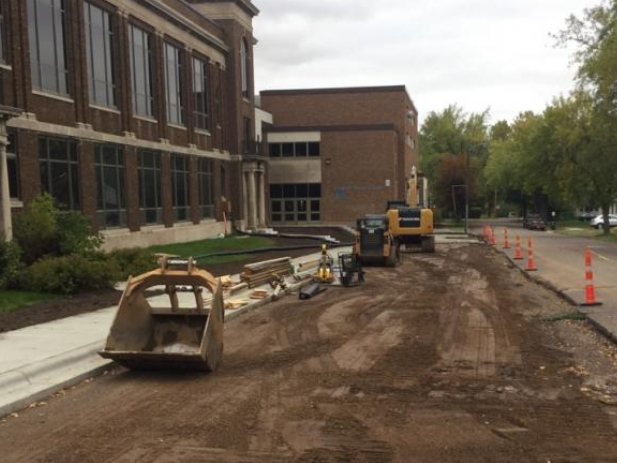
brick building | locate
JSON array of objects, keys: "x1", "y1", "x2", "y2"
[
  {"x1": 0, "y1": 0, "x2": 267, "y2": 249},
  {"x1": 259, "y1": 86, "x2": 420, "y2": 225}
]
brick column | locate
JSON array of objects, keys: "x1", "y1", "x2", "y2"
[
  {"x1": 17, "y1": 130, "x2": 40, "y2": 204},
  {"x1": 190, "y1": 156, "x2": 199, "y2": 224},
  {"x1": 79, "y1": 141, "x2": 98, "y2": 230}
]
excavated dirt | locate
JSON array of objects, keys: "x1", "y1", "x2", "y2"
[{"x1": 2, "y1": 243, "x2": 617, "y2": 462}]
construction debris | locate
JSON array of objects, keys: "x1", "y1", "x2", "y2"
[
  {"x1": 250, "y1": 289, "x2": 270, "y2": 300},
  {"x1": 299, "y1": 282, "x2": 327, "y2": 300},
  {"x1": 224, "y1": 299, "x2": 250, "y2": 310},
  {"x1": 241, "y1": 257, "x2": 292, "y2": 288}
]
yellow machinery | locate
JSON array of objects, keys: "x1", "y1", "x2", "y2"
[
  {"x1": 386, "y1": 167, "x2": 435, "y2": 253},
  {"x1": 314, "y1": 244, "x2": 335, "y2": 283},
  {"x1": 354, "y1": 214, "x2": 400, "y2": 266},
  {"x1": 99, "y1": 257, "x2": 224, "y2": 371}
]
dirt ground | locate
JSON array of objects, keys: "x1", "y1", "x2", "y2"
[
  {"x1": 0, "y1": 229, "x2": 353, "y2": 333},
  {"x1": 2, "y1": 243, "x2": 617, "y2": 463}
]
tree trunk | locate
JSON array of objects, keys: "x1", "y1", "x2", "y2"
[{"x1": 602, "y1": 203, "x2": 611, "y2": 236}]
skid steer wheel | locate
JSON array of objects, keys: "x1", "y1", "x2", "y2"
[
  {"x1": 421, "y1": 236, "x2": 436, "y2": 253},
  {"x1": 386, "y1": 242, "x2": 401, "y2": 267}
]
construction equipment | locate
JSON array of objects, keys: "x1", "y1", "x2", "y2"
[
  {"x1": 314, "y1": 244, "x2": 335, "y2": 283},
  {"x1": 99, "y1": 257, "x2": 224, "y2": 371},
  {"x1": 386, "y1": 166, "x2": 435, "y2": 253},
  {"x1": 355, "y1": 214, "x2": 400, "y2": 266},
  {"x1": 338, "y1": 252, "x2": 364, "y2": 287}
]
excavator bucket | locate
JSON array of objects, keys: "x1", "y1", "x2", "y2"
[{"x1": 99, "y1": 258, "x2": 224, "y2": 371}]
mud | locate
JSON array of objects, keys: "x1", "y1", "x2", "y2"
[{"x1": 1, "y1": 244, "x2": 617, "y2": 462}]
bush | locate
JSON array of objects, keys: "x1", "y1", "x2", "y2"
[
  {"x1": 109, "y1": 248, "x2": 158, "y2": 280},
  {"x1": 20, "y1": 254, "x2": 119, "y2": 295},
  {"x1": 0, "y1": 241, "x2": 22, "y2": 289},
  {"x1": 14, "y1": 194, "x2": 102, "y2": 264}
]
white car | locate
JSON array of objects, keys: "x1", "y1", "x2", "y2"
[{"x1": 591, "y1": 214, "x2": 617, "y2": 229}]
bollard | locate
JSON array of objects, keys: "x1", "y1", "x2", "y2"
[
  {"x1": 503, "y1": 229, "x2": 510, "y2": 249},
  {"x1": 526, "y1": 237, "x2": 537, "y2": 272},
  {"x1": 514, "y1": 235, "x2": 523, "y2": 260},
  {"x1": 581, "y1": 248, "x2": 602, "y2": 307}
]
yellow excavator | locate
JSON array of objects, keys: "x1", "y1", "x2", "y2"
[{"x1": 386, "y1": 166, "x2": 435, "y2": 253}]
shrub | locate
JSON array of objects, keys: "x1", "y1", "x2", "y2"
[
  {"x1": 21, "y1": 254, "x2": 119, "y2": 295},
  {"x1": 109, "y1": 248, "x2": 158, "y2": 280},
  {"x1": 14, "y1": 194, "x2": 102, "y2": 263},
  {"x1": 0, "y1": 241, "x2": 22, "y2": 289}
]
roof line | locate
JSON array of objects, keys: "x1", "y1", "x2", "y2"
[{"x1": 265, "y1": 123, "x2": 397, "y2": 133}]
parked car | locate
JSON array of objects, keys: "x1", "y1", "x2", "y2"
[
  {"x1": 591, "y1": 214, "x2": 617, "y2": 229},
  {"x1": 508, "y1": 212, "x2": 519, "y2": 218},
  {"x1": 523, "y1": 213, "x2": 547, "y2": 231},
  {"x1": 578, "y1": 211, "x2": 597, "y2": 222}
]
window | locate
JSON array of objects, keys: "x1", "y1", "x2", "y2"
[
  {"x1": 242, "y1": 117, "x2": 251, "y2": 154},
  {"x1": 165, "y1": 43, "x2": 184, "y2": 125},
  {"x1": 270, "y1": 183, "x2": 321, "y2": 223},
  {"x1": 0, "y1": 1, "x2": 5, "y2": 64},
  {"x1": 7, "y1": 132, "x2": 19, "y2": 199},
  {"x1": 138, "y1": 150, "x2": 162, "y2": 225},
  {"x1": 129, "y1": 25, "x2": 153, "y2": 117},
  {"x1": 193, "y1": 57, "x2": 209, "y2": 131},
  {"x1": 39, "y1": 137, "x2": 80, "y2": 210},
  {"x1": 171, "y1": 155, "x2": 190, "y2": 222},
  {"x1": 84, "y1": 2, "x2": 115, "y2": 107},
  {"x1": 95, "y1": 145, "x2": 126, "y2": 228},
  {"x1": 198, "y1": 158, "x2": 214, "y2": 219},
  {"x1": 240, "y1": 38, "x2": 248, "y2": 97},
  {"x1": 269, "y1": 142, "x2": 320, "y2": 158},
  {"x1": 28, "y1": 0, "x2": 68, "y2": 95}
]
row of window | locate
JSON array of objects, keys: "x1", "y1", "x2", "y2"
[
  {"x1": 269, "y1": 142, "x2": 320, "y2": 158},
  {"x1": 270, "y1": 183, "x2": 321, "y2": 223},
  {"x1": 22, "y1": 0, "x2": 241, "y2": 131},
  {"x1": 27, "y1": 136, "x2": 216, "y2": 229}
]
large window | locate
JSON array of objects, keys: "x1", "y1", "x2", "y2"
[
  {"x1": 171, "y1": 155, "x2": 190, "y2": 222},
  {"x1": 193, "y1": 57, "x2": 209, "y2": 131},
  {"x1": 84, "y1": 2, "x2": 115, "y2": 107},
  {"x1": 7, "y1": 132, "x2": 19, "y2": 199},
  {"x1": 270, "y1": 183, "x2": 321, "y2": 223},
  {"x1": 129, "y1": 25, "x2": 153, "y2": 118},
  {"x1": 269, "y1": 142, "x2": 320, "y2": 158},
  {"x1": 165, "y1": 43, "x2": 184, "y2": 125},
  {"x1": 0, "y1": 1, "x2": 5, "y2": 64},
  {"x1": 95, "y1": 145, "x2": 126, "y2": 229},
  {"x1": 198, "y1": 158, "x2": 214, "y2": 219},
  {"x1": 39, "y1": 137, "x2": 80, "y2": 210},
  {"x1": 28, "y1": 0, "x2": 69, "y2": 95},
  {"x1": 240, "y1": 38, "x2": 248, "y2": 98},
  {"x1": 138, "y1": 150, "x2": 162, "y2": 225}
]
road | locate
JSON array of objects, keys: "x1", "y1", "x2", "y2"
[
  {"x1": 1, "y1": 243, "x2": 617, "y2": 462},
  {"x1": 475, "y1": 218, "x2": 617, "y2": 306}
]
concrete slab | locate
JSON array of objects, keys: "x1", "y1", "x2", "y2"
[{"x1": 0, "y1": 247, "x2": 350, "y2": 418}]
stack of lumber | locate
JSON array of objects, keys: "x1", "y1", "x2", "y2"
[{"x1": 241, "y1": 257, "x2": 291, "y2": 288}]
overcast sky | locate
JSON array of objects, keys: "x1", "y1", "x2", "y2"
[{"x1": 253, "y1": 0, "x2": 597, "y2": 125}]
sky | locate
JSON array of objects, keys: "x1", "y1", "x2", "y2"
[{"x1": 253, "y1": 0, "x2": 599, "y2": 125}]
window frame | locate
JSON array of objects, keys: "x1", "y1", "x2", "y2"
[
  {"x1": 39, "y1": 136, "x2": 80, "y2": 211},
  {"x1": 27, "y1": 0, "x2": 69, "y2": 96},
  {"x1": 240, "y1": 38, "x2": 249, "y2": 98},
  {"x1": 94, "y1": 144, "x2": 127, "y2": 229},
  {"x1": 270, "y1": 183, "x2": 321, "y2": 224},
  {"x1": 192, "y1": 56, "x2": 210, "y2": 131},
  {"x1": 84, "y1": 1, "x2": 116, "y2": 108},
  {"x1": 129, "y1": 24, "x2": 154, "y2": 118},
  {"x1": 198, "y1": 158, "x2": 214, "y2": 220},
  {"x1": 164, "y1": 42, "x2": 184, "y2": 126},
  {"x1": 137, "y1": 149, "x2": 163, "y2": 225},
  {"x1": 171, "y1": 154, "x2": 191, "y2": 222}
]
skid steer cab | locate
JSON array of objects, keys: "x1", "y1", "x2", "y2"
[
  {"x1": 99, "y1": 257, "x2": 224, "y2": 372},
  {"x1": 355, "y1": 214, "x2": 400, "y2": 267}
]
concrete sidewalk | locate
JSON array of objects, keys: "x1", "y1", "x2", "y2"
[
  {"x1": 482, "y1": 231, "x2": 617, "y2": 346},
  {"x1": 0, "y1": 249, "x2": 348, "y2": 417}
]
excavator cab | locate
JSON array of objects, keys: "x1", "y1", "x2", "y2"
[{"x1": 99, "y1": 258, "x2": 224, "y2": 371}]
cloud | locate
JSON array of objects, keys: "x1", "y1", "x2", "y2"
[{"x1": 253, "y1": 0, "x2": 595, "y2": 123}]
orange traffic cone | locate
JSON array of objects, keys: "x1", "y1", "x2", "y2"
[
  {"x1": 514, "y1": 235, "x2": 523, "y2": 260},
  {"x1": 581, "y1": 248, "x2": 602, "y2": 307},
  {"x1": 490, "y1": 227, "x2": 496, "y2": 246},
  {"x1": 503, "y1": 229, "x2": 510, "y2": 249},
  {"x1": 526, "y1": 237, "x2": 537, "y2": 272}
]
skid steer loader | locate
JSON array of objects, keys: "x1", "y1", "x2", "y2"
[
  {"x1": 99, "y1": 257, "x2": 224, "y2": 371},
  {"x1": 355, "y1": 214, "x2": 400, "y2": 267}
]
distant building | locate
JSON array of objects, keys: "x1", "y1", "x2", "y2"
[
  {"x1": 259, "y1": 86, "x2": 420, "y2": 224},
  {"x1": 0, "y1": 0, "x2": 266, "y2": 249}
]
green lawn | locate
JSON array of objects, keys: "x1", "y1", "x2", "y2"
[
  {"x1": 149, "y1": 235, "x2": 276, "y2": 265},
  {"x1": 556, "y1": 221, "x2": 617, "y2": 242},
  {"x1": 0, "y1": 290, "x2": 59, "y2": 315}
]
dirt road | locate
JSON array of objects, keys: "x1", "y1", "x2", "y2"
[{"x1": 2, "y1": 244, "x2": 617, "y2": 462}]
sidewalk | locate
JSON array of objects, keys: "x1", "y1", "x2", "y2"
[{"x1": 0, "y1": 249, "x2": 348, "y2": 417}]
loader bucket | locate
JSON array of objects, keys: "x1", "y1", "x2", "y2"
[{"x1": 99, "y1": 259, "x2": 224, "y2": 371}]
